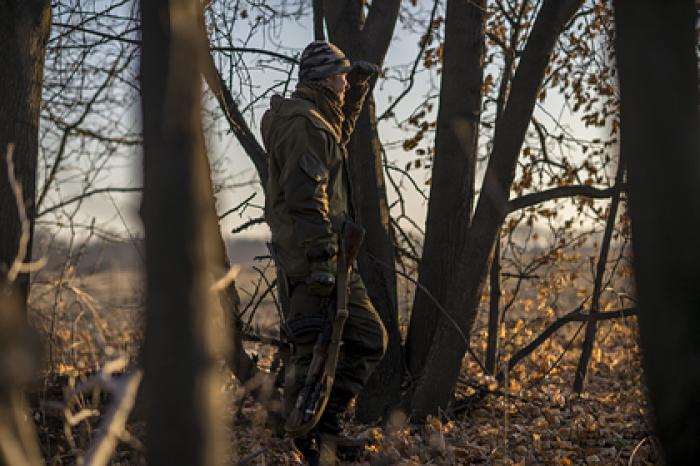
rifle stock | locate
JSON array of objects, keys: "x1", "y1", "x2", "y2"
[{"x1": 285, "y1": 220, "x2": 365, "y2": 438}]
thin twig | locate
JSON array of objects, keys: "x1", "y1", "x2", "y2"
[
  {"x1": 5, "y1": 145, "x2": 34, "y2": 283},
  {"x1": 218, "y1": 192, "x2": 256, "y2": 220},
  {"x1": 378, "y1": 0, "x2": 440, "y2": 121},
  {"x1": 525, "y1": 322, "x2": 585, "y2": 389},
  {"x1": 37, "y1": 187, "x2": 142, "y2": 217},
  {"x1": 627, "y1": 436, "x2": 651, "y2": 466},
  {"x1": 231, "y1": 217, "x2": 265, "y2": 235},
  {"x1": 368, "y1": 252, "x2": 489, "y2": 374},
  {"x1": 502, "y1": 306, "x2": 638, "y2": 379},
  {"x1": 82, "y1": 371, "x2": 143, "y2": 466},
  {"x1": 51, "y1": 23, "x2": 299, "y2": 64}
]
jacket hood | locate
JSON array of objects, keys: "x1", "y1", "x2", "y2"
[{"x1": 261, "y1": 94, "x2": 340, "y2": 147}]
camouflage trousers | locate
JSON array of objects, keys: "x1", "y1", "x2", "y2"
[{"x1": 282, "y1": 271, "x2": 387, "y2": 424}]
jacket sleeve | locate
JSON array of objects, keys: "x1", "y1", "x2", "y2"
[
  {"x1": 339, "y1": 74, "x2": 371, "y2": 149},
  {"x1": 279, "y1": 117, "x2": 337, "y2": 260}
]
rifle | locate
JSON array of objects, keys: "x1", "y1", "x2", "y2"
[{"x1": 285, "y1": 220, "x2": 365, "y2": 438}]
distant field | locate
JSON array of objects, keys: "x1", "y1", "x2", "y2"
[{"x1": 27, "y1": 235, "x2": 634, "y2": 375}]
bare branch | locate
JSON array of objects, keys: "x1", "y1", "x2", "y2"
[
  {"x1": 201, "y1": 50, "x2": 268, "y2": 185},
  {"x1": 502, "y1": 306, "x2": 638, "y2": 378},
  {"x1": 4, "y1": 145, "x2": 31, "y2": 284},
  {"x1": 231, "y1": 217, "x2": 265, "y2": 235},
  {"x1": 508, "y1": 184, "x2": 620, "y2": 212},
  {"x1": 574, "y1": 156, "x2": 626, "y2": 392},
  {"x1": 378, "y1": 0, "x2": 440, "y2": 121},
  {"x1": 37, "y1": 54, "x2": 123, "y2": 210},
  {"x1": 51, "y1": 23, "x2": 299, "y2": 64},
  {"x1": 37, "y1": 187, "x2": 142, "y2": 218},
  {"x1": 82, "y1": 371, "x2": 143, "y2": 466},
  {"x1": 218, "y1": 192, "x2": 257, "y2": 220},
  {"x1": 51, "y1": 22, "x2": 140, "y2": 45},
  {"x1": 210, "y1": 46, "x2": 298, "y2": 64}
]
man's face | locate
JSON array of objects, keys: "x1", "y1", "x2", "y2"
[{"x1": 322, "y1": 73, "x2": 349, "y2": 103}]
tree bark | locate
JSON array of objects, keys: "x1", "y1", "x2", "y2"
[
  {"x1": 0, "y1": 3, "x2": 51, "y2": 465},
  {"x1": 404, "y1": 0, "x2": 485, "y2": 383},
  {"x1": 140, "y1": 1, "x2": 227, "y2": 464},
  {"x1": 614, "y1": 1, "x2": 700, "y2": 462},
  {"x1": 486, "y1": 236, "x2": 502, "y2": 374},
  {"x1": 0, "y1": 0, "x2": 51, "y2": 305},
  {"x1": 408, "y1": 0, "x2": 583, "y2": 419},
  {"x1": 313, "y1": 0, "x2": 325, "y2": 41},
  {"x1": 324, "y1": 0, "x2": 403, "y2": 422}
]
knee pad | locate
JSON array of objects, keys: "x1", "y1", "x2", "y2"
[{"x1": 281, "y1": 314, "x2": 327, "y2": 345}]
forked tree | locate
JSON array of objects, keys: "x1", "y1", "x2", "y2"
[{"x1": 405, "y1": 0, "x2": 584, "y2": 418}]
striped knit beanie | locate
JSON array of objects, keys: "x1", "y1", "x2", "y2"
[{"x1": 298, "y1": 40, "x2": 351, "y2": 82}]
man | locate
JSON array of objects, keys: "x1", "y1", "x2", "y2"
[{"x1": 261, "y1": 41, "x2": 387, "y2": 462}]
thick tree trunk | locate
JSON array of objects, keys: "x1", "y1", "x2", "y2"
[
  {"x1": 408, "y1": 0, "x2": 583, "y2": 418},
  {"x1": 0, "y1": 0, "x2": 51, "y2": 305},
  {"x1": 0, "y1": 3, "x2": 51, "y2": 465},
  {"x1": 404, "y1": 0, "x2": 485, "y2": 383},
  {"x1": 140, "y1": 1, "x2": 227, "y2": 465},
  {"x1": 324, "y1": 0, "x2": 403, "y2": 422},
  {"x1": 614, "y1": 1, "x2": 700, "y2": 462},
  {"x1": 348, "y1": 96, "x2": 402, "y2": 422}
]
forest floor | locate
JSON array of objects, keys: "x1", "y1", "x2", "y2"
[
  {"x1": 26, "y1": 261, "x2": 657, "y2": 465},
  {"x1": 231, "y1": 311, "x2": 655, "y2": 465}
]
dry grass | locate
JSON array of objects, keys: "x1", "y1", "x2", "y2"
[{"x1": 24, "y1": 249, "x2": 653, "y2": 465}]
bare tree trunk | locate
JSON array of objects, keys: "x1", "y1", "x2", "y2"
[
  {"x1": 480, "y1": 0, "x2": 527, "y2": 376},
  {"x1": 404, "y1": 0, "x2": 485, "y2": 382},
  {"x1": 573, "y1": 158, "x2": 624, "y2": 392},
  {"x1": 0, "y1": 0, "x2": 51, "y2": 306},
  {"x1": 313, "y1": 0, "x2": 325, "y2": 41},
  {"x1": 408, "y1": 0, "x2": 583, "y2": 418},
  {"x1": 614, "y1": 1, "x2": 700, "y2": 462},
  {"x1": 347, "y1": 97, "x2": 403, "y2": 421},
  {"x1": 140, "y1": 1, "x2": 227, "y2": 464},
  {"x1": 0, "y1": 3, "x2": 51, "y2": 465},
  {"x1": 324, "y1": 0, "x2": 403, "y2": 422},
  {"x1": 486, "y1": 236, "x2": 502, "y2": 374}
]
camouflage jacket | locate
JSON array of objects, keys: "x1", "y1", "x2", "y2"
[{"x1": 261, "y1": 76, "x2": 369, "y2": 280}]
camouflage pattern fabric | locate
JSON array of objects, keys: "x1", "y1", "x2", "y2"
[
  {"x1": 299, "y1": 40, "x2": 352, "y2": 82},
  {"x1": 261, "y1": 72, "x2": 369, "y2": 280},
  {"x1": 282, "y1": 272, "x2": 387, "y2": 425}
]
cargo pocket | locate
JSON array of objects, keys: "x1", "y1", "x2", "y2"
[{"x1": 299, "y1": 152, "x2": 329, "y2": 183}]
